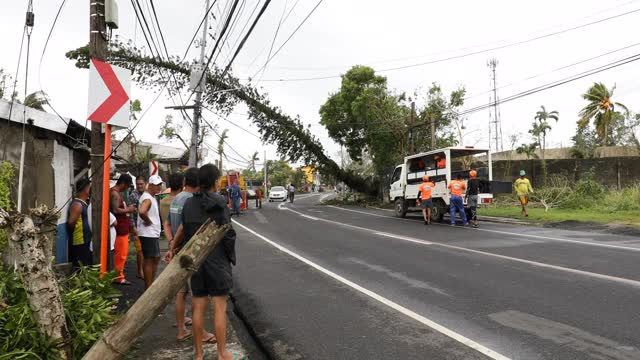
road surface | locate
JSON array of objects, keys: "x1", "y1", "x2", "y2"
[{"x1": 231, "y1": 193, "x2": 640, "y2": 360}]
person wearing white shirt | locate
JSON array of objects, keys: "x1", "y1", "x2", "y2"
[{"x1": 137, "y1": 175, "x2": 164, "y2": 290}]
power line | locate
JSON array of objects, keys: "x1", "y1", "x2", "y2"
[
  {"x1": 202, "y1": 105, "x2": 261, "y2": 139},
  {"x1": 250, "y1": 0, "x2": 325, "y2": 80},
  {"x1": 256, "y1": 6, "x2": 640, "y2": 82}
]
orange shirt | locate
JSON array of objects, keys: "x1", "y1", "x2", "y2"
[
  {"x1": 436, "y1": 158, "x2": 446, "y2": 168},
  {"x1": 419, "y1": 182, "x2": 435, "y2": 200},
  {"x1": 448, "y1": 179, "x2": 466, "y2": 197}
]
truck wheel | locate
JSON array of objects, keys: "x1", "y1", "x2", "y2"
[
  {"x1": 431, "y1": 200, "x2": 446, "y2": 222},
  {"x1": 394, "y1": 199, "x2": 407, "y2": 218}
]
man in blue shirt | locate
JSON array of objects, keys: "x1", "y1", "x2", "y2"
[
  {"x1": 288, "y1": 184, "x2": 295, "y2": 203},
  {"x1": 230, "y1": 181, "x2": 242, "y2": 216}
]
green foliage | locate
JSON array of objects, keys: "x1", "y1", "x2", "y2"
[
  {"x1": 413, "y1": 83, "x2": 465, "y2": 152},
  {"x1": 0, "y1": 161, "x2": 15, "y2": 254},
  {"x1": 0, "y1": 266, "x2": 119, "y2": 359},
  {"x1": 570, "y1": 125, "x2": 598, "y2": 159},
  {"x1": 516, "y1": 142, "x2": 539, "y2": 159},
  {"x1": 266, "y1": 160, "x2": 293, "y2": 187},
  {"x1": 578, "y1": 82, "x2": 628, "y2": 146}
]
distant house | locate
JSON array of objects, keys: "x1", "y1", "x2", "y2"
[{"x1": 112, "y1": 138, "x2": 189, "y2": 179}]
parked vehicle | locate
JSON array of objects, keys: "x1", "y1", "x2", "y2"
[
  {"x1": 269, "y1": 186, "x2": 288, "y2": 202},
  {"x1": 388, "y1": 147, "x2": 511, "y2": 221}
]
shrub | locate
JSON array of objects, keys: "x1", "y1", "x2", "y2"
[
  {"x1": 604, "y1": 183, "x2": 640, "y2": 211},
  {"x1": 0, "y1": 266, "x2": 119, "y2": 359},
  {"x1": 0, "y1": 161, "x2": 15, "y2": 254}
]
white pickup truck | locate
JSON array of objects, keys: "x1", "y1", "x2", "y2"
[{"x1": 388, "y1": 147, "x2": 511, "y2": 221}]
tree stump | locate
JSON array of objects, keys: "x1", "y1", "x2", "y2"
[{"x1": 0, "y1": 205, "x2": 71, "y2": 359}]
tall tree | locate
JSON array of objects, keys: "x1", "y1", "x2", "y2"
[
  {"x1": 249, "y1": 151, "x2": 259, "y2": 172},
  {"x1": 578, "y1": 82, "x2": 627, "y2": 146},
  {"x1": 217, "y1": 129, "x2": 229, "y2": 172},
  {"x1": 531, "y1": 106, "x2": 559, "y2": 184},
  {"x1": 413, "y1": 83, "x2": 465, "y2": 152}
]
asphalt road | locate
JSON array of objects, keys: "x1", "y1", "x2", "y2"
[{"x1": 231, "y1": 193, "x2": 640, "y2": 360}]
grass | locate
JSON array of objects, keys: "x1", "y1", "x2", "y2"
[{"x1": 480, "y1": 206, "x2": 640, "y2": 227}]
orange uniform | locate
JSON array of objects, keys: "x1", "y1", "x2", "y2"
[
  {"x1": 448, "y1": 179, "x2": 466, "y2": 197},
  {"x1": 419, "y1": 182, "x2": 435, "y2": 200}
]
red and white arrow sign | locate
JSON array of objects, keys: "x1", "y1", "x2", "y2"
[
  {"x1": 149, "y1": 160, "x2": 158, "y2": 176},
  {"x1": 87, "y1": 59, "x2": 130, "y2": 128}
]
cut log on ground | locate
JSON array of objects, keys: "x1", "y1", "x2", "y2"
[
  {"x1": 0, "y1": 205, "x2": 71, "y2": 359},
  {"x1": 82, "y1": 219, "x2": 230, "y2": 360}
]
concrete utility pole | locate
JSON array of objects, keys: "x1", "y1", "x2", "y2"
[
  {"x1": 488, "y1": 58, "x2": 503, "y2": 152},
  {"x1": 89, "y1": 0, "x2": 108, "y2": 263},
  {"x1": 189, "y1": 0, "x2": 211, "y2": 168},
  {"x1": 406, "y1": 101, "x2": 416, "y2": 155},
  {"x1": 263, "y1": 150, "x2": 267, "y2": 197},
  {"x1": 430, "y1": 112, "x2": 435, "y2": 150}
]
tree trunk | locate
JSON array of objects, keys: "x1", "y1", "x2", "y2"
[
  {"x1": 0, "y1": 205, "x2": 71, "y2": 359},
  {"x1": 82, "y1": 220, "x2": 230, "y2": 360}
]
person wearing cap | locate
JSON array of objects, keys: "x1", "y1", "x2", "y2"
[
  {"x1": 466, "y1": 170, "x2": 480, "y2": 228},
  {"x1": 67, "y1": 178, "x2": 92, "y2": 269},
  {"x1": 418, "y1": 175, "x2": 435, "y2": 225},
  {"x1": 514, "y1": 170, "x2": 534, "y2": 217},
  {"x1": 138, "y1": 174, "x2": 164, "y2": 290},
  {"x1": 110, "y1": 174, "x2": 137, "y2": 284},
  {"x1": 448, "y1": 173, "x2": 468, "y2": 226}
]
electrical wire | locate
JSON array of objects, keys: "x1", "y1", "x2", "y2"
[
  {"x1": 202, "y1": 105, "x2": 261, "y2": 139},
  {"x1": 256, "y1": 6, "x2": 640, "y2": 82}
]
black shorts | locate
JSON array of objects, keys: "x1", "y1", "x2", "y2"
[
  {"x1": 191, "y1": 246, "x2": 233, "y2": 297},
  {"x1": 421, "y1": 199, "x2": 432, "y2": 209},
  {"x1": 139, "y1": 236, "x2": 160, "y2": 258}
]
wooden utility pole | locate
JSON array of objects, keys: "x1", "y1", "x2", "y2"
[
  {"x1": 89, "y1": 0, "x2": 108, "y2": 264},
  {"x1": 407, "y1": 101, "x2": 416, "y2": 155},
  {"x1": 82, "y1": 221, "x2": 230, "y2": 360}
]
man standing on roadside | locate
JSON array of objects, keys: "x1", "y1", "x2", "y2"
[
  {"x1": 111, "y1": 174, "x2": 136, "y2": 284},
  {"x1": 448, "y1": 173, "x2": 468, "y2": 226},
  {"x1": 164, "y1": 168, "x2": 216, "y2": 343},
  {"x1": 129, "y1": 175, "x2": 146, "y2": 279},
  {"x1": 161, "y1": 173, "x2": 184, "y2": 227},
  {"x1": 289, "y1": 183, "x2": 295, "y2": 203},
  {"x1": 514, "y1": 170, "x2": 534, "y2": 217},
  {"x1": 418, "y1": 175, "x2": 435, "y2": 225},
  {"x1": 255, "y1": 187, "x2": 263, "y2": 209},
  {"x1": 137, "y1": 175, "x2": 163, "y2": 290},
  {"x1": 67, "y1": 178, "x2": 92, "y2": 269},
  {"x1": 167, "y1": 164, "x2": 242, "y2": 360},
  {"x1": 230, "y1": 180, "x2": 242, "y2": 216},
  {"x1": 466, "y1": 170, "x2": 480, "y2": 228}
]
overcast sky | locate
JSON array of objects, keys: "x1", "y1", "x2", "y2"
[{"x1": 1, "y1": 0, "x2": 639, "y2": 171}]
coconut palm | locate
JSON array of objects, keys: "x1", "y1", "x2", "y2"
[
  {"x1": 22, "y1": 91, "x2": 49, "y2": 111},
  {"x1": 217, "y1": 129, "x2": 229, "y2": 172},
  {"x1": 248, "y1": 151, "x2": 259, "y2": 172},
  {"x1": 516, "y1": 142, "x2": 539, "y2": 160},
  {"x1": 532, "y1": 105, "x2": 558, "y2": 160},
  {"x1": 578, "y1": 82, "x2": 627, "y2": 146}
]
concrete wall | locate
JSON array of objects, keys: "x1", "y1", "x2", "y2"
[
  {"x1": 491, "y1": 157, "x2": 640, "y2": 188},
  {"x1": 489, "y1": 146, "x2": 640, "y2": 161}
]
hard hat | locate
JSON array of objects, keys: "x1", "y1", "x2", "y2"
[
  {"x1": 422, "y1": 175, "x2": 430, "y2": 181},
  {"x1": 469, "y1": 170, "x2": 477, "y2": 178},
  {"x1": 519, "y1": 170, "x2": 526, "y2": 176}
]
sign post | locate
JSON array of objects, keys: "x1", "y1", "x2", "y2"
[{"x1": 87, "y1": 58, "x2": 130, "y2": 274}]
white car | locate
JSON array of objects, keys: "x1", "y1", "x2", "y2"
[{"x1": 269, "y1": 186, "x2": 287, "y2": 202}]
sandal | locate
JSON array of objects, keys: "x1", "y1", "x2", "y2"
[
  {"x1": 203, "y1": 333, "x2": 217, "y2": 344},
  {"x1": 177, "y1": 331, "x2": 192, "y2": 342},
  {"x1": 232, "y1": 352, "x2": 247, "y2": 360}
]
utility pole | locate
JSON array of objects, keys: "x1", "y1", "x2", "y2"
[
  {"x1": 189, "y1": 0, "x2": 211, "y2": 167},
  {"x1": 263, "y1": 150, "x2": 267, "y2": 197},
  {"x1": 407, "y1": 101, "x2": 415, "y2": 155},
  {"x1": 488, "y1": 58, "x2": 502, "y2": 152},
  {"x1": 430, "y1": 113, "x2": 435, "y2": 150},
  {"x1": 89, "y1": 0, "x2": 108, "y2": 265}
]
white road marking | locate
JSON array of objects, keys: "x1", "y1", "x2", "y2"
[
  {"x1": 232, "y1": 219, "x2": 511, "y2": 360},
  {"x1": 296, "y1": 206, "x2": 640, "y2": 289},
  {"x1": 327, "y1": 205, "x2": 640, "y2": 253}
]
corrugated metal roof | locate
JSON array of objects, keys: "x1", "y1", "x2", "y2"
[{"x1": 0, "y1": 99, "x2": 72, "y2": 134}]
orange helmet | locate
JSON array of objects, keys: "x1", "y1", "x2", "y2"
[
  {"x1": 469, "y1": 170, "x2": 477, "y2": 178},
  {"x1": 422, "y1": 175, "x2": 430, "y2": 181}
]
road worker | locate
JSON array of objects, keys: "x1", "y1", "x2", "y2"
[
  {"x1": 448, "y1": 173, "x2": 468, "y2": 226},
  {"x1": 418, "y1": 175, "x2": 435, "y2": 225},
  {"x1": 514, "y1": 170, "x2": 534, "y2": 217},
  {"x1": 466, "y1": 170, "x2": 480, "y2": 228}
]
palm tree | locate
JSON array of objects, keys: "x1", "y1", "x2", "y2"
[
  {"x1": 22, "y1": 91, "x2": 49, "y2": 111},
  {"x1": 532, "y1": 105, "x2": 558, "y2": 160},
  {"x1": 249, "y1": 151, "x2": 259, "y2": 172},
  {"x1": 578, "y1": 82, "x2": 627, "y2": 146},
  {"x1": 516, "y1": 142, "x2": 539, "y2": 160},
  {"x1": 217, "y1": 129, "x2": 229, "y2": 172}
]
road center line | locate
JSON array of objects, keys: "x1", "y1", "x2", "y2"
[
  {"x1": 232, "y1": 219, "x2": 511, "y2": 360},
  {"x1": 327, "y1": 205, "x2": 640, "y2": 253},
  {"x1": 292, "y1": 205, "x2": 640, "y2": 289}
]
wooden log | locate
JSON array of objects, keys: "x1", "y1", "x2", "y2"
[
  {"x1": 82, "y1": 220, "x2": 230, "y2": 360},
  {"x1": 0, "y1": 206, "x2": 71, "y2": 359}
]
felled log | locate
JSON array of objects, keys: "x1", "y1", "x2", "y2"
[{"x1": 83, "y1": 219, "x2": 230, "y2": 360}]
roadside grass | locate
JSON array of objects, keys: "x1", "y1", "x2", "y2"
[{"x1": 480, "y1": 206, "x2": 640, "y2": 227}]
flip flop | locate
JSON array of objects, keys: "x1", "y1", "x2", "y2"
[
  {"x1": 203, "y1": 333, "x2": 217, "y2": 344},
  {"x1": 185, "y1": 317, "x2": 192, "y2": 326},
  {"x1": 232, "y1": 352, "x2": 247, "y2": 360},
  {"x1": 177, "y1": 331, "x2": 192, "y2": 342}
]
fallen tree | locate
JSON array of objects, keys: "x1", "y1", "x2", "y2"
[
  {"x1": 0, "y1": 205, "x2": 71, "y2": 359},
  {"x1": 82, "y1": 219, "x2": 230, "y2": 360},
  {"x1": 65, "y1": 42, "x2": 376, "y2": 195}
]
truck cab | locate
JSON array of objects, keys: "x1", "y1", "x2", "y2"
[{"x1": 389, "y1": 147, "x2": 508, "y2": 220}]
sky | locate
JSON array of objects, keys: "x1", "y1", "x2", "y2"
[{"x1": 1, "y1": 0, "x2": 639, "y2": 172}]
